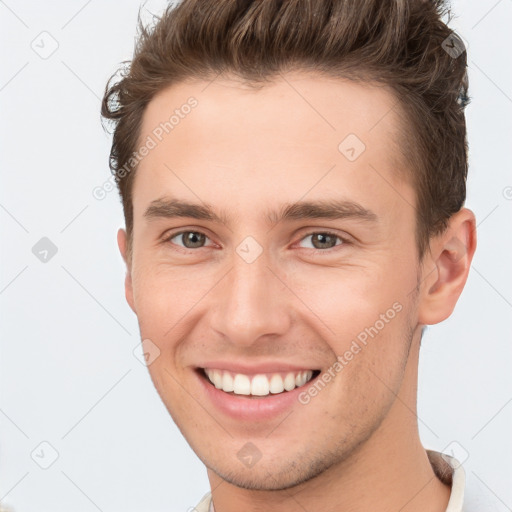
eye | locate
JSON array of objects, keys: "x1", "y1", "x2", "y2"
[
  {"x1": 164, "y1": 230, "x2": 213, "y2": 250},
  {"x1": 162, "y1": 230, "x2": 348, "y2": 252},
  {"x1": 296, "y1": 231, "x2": 346, "y2": 251}
]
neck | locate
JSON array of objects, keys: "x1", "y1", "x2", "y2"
[{"x1": 207, "y1": 332, "x2": 451, "y2": 512}]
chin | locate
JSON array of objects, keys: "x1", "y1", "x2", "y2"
[
  {"x1": 204, "y1": 448, "x2": 345, "y2": 491},
  {"x1": 214, "y1": 467, "x2": 317, "y2": 491}
]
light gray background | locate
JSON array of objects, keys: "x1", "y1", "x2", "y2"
[{"x1": 1, "y1": 0, "x2": 511, "y2": 510}]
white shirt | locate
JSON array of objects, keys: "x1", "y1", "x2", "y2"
[{"x1": 192, "y1": 450, "x2": 506, "y2": 512}]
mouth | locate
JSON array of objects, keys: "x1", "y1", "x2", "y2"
[{"x1": 197, "y1": 367, "x2": 321, "y2": 398}]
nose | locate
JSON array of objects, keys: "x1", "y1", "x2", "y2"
[{"x1": 208, "y1": 248, "x2": 291, "y2": 347}]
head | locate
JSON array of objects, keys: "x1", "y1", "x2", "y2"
[{"x1": 101, "y1": 0, "x2": 476, "y2": 492}]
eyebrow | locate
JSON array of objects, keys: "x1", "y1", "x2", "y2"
[{"x1": 143, "y1": 197, "x2": 378, "y2": 227}]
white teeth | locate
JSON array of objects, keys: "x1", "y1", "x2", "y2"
[
  {"x1": 204, "y1": 369, "x2": 315, "y2": 396},
  {"x1": 251, "y1": 374, "x2": 270, "y2": 396},
  {"x1": 222, "y1": 371, "x2": 234, "y2": 392},
  {"x1": 233, "y1": 374, "x2": 251, "y2": 395},
  {"x1": 298, "y1": 370, "x2": 312, "y2": 387},
  {"x1": 212, "y1": 370, "x2": 223, "y2": 389},
  {"x1": 269, "y1": 374, "x2": 285, "y2": 394},
  {"x1": 283, "y1": 372, "x2": 296, "y2": 391}
]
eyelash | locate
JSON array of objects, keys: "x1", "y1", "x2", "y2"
[{"x1": 162, "y1": 230, "x2": 350, "y2": 254}]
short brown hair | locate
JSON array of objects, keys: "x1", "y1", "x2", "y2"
[{"x1": 101, "y1": 0, "x2": 470, "y2": 262}]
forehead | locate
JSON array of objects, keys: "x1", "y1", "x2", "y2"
[
  {"x1": 133, "y1": 72, "x2": 413, "y2": 225},
  {"x1": 141, "y1": 71, "x2": 405, "y2": 153}
]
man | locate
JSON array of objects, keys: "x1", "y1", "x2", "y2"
[{"x1": 101, "y1": 1, "x2": 489, "y2": 510}]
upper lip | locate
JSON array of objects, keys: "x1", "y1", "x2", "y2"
[{"x1": 196, "y1": 360, "x2": 320, "y2": 375}]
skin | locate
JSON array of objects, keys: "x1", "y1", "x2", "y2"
[{"x1": 117, "y1": 72, "x2": 477, "y2": 512}]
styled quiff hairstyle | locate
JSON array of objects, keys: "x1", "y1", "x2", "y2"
[{"x1": 101, "y1": 0, "x2": 469, "y2": 262}]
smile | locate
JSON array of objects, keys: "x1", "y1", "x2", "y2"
[{"x1": 202, "y1": 368, "x2": 320, "y2": 397}]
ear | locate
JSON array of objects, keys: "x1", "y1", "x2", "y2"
[
  {"x1": 117, "y1": 228, "x2": 136, "y2": 314},
  {"x1": 417, "y1": 208, "x2": 477, "y2": 325}
]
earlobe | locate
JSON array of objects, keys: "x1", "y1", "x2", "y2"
[
  {"x1": 417, "y1": 208, "x2": 477, "y2": 325},
  {"x1": 117, "y1": 228, "x2": 136, "y2": 314}
]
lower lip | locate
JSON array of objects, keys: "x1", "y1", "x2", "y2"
[{"x1": 196, "y1": 370, "x2": 316, "y2": 421}]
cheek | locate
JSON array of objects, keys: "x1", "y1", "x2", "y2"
[
  {"x1": 310, "y1": 309, "x2": 413, "y2": 435},
  {"x1": 131, "y1": 264, "x2": 205, "y2": 330},
  {"x1": 145, "y1": 358, "x2": 198, "y2": 431},
  {"x1": 288, "y1": 264, "x2": 406, "y2": 332},
  {"x1": 292, "y1": 266, "x2": 413, "y2": 403}
]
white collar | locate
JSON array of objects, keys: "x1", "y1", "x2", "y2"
[{"x1": 427, "y1": 449, "x2": 465, "y2": 512}]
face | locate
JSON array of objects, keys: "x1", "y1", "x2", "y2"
[{"x1": 120, "y1": 72, "x2": 426, "y2": 490}]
